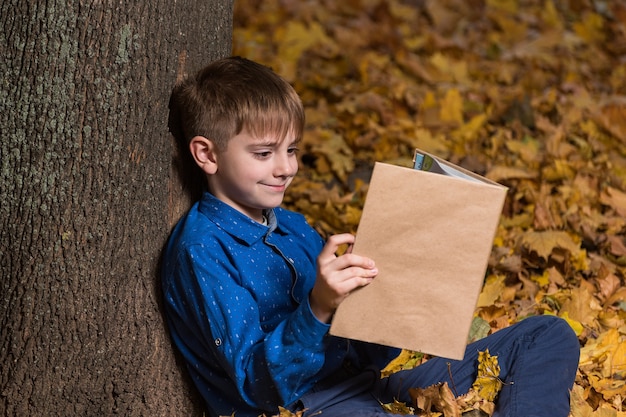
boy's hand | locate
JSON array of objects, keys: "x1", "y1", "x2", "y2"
[{"x1": 309, "y1": 233, "x2": 378, "y2": 323}]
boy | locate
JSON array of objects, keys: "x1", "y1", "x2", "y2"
[{"x1": 162, "y1": 56, "x2": 580, "y2": 417}]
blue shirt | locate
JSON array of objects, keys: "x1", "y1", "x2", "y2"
[{"x1": 162, "y1": 193, "x2": 399, "y2": 416}]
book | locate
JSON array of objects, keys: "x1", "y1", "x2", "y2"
[{"x1": 329, "y1": 148, "x2": 507, "y2": 360}]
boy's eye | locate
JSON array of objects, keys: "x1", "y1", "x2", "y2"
[
  {"x1": 254, "y1": 151, "x2": 272, "y2": 158},
  {"x1": 288, "y1": 147, "x2": 299, "y2": 154}
]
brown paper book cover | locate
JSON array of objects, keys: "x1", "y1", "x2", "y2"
[{"x1": 329, "y1": 150, "x2": 508, "y2": 360}]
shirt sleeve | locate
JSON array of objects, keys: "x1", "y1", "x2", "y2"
[{"x1": 174, "y1": 240, "x2": 330, "y2": 409}]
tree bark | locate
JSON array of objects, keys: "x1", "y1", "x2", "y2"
[{"x1": 0, "y1": 0, "x2": 233, "y2": 415}]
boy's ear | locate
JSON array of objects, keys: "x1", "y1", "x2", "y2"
[{"x1": 189, "y1": 136, "x2": 218, "y2": 175}]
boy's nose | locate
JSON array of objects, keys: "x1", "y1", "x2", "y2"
[{"x1": 274, "y1": 155, "x2": 297, "y2": 177}]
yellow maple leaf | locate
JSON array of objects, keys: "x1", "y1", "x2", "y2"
[
  {"x1": 520, "y1": 230, "x2": 580, "y2": 260},
  {"x1": 421, "y1": 90, "x2": 438, "y2": 110},
  {"x1": 579, "y1": 328, "x2": 626, "y2": 395},
  {"x1": 429, "y1": 52, "x2": 469, "y2": 83},
  {"x1": 569, "y1": 384, "x2": 594, "y2": 417},
  {"x1": 381, "y1": 349, "x2": 424, "y2": 377},
  {"x1": 414, "y1": 128, "x2": 450, "y2": 156},
  {"x1": 540, "y1": 0, "x2": 564, "y2": 30},
  {"x1": 273, "y1": 21, "x2": 336, "y2": 82},
  {"x1": 560, "y1": 285, "x2": 602, "y2": 328},
  {"x1": 530, "y1": 270, "x2": 551, "y2": 287},
  {"x1": 559, "y1": 312, "x2": 584, "y2": 336},
  {"x1": 598, "y1": 330, "x2": 626, "y2": 378},
  {"x1": 472, "y1": 349, "x2": 503, "y2": 402},
  {"x1": 489, "y1": 13, "x2": 527, "y2": 44},
  {"x1": 452, "y1": 113, "x2": 488, "y2": 143},
  {"x1": 439, "y1": 88, "x2": 464, "y2": 125},
  {"x1": 541, "y1": 159, "x2": 576, "y2": 181},
  {"x1": 588, "y1": 375, "x2": 626, "y2": 401},
  {"x1": 573, "y1": 12, "x2": 605, "y2": 44},
  {"x1": 476, "y1": 275, "x2": 505, "y2": 308}
]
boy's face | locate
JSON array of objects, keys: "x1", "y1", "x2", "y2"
[{"x1": 208, "y1": 129, "x2": 299, "y2": 222}]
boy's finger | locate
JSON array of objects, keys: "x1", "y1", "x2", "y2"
[
  {"x1": 319, "y1": 233, "x2": 355, "y2": 259},
  {"x1": 329, "y1": 264, "x2": 378, "y2": 289},
  {"x1": 342, "y1": 275, "x2": 376, "y2": 296},
  {"x1": 332, "y1": 253, "x2": 376, "y2": 271}
]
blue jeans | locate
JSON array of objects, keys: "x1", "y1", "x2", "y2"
[{"x1": 292, "y1": 315, "x2": 580, "y2": 417}]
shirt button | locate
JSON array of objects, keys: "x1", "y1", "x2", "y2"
[{"x1": 214, "y1": 338, "x2": 222, "y2": 346}]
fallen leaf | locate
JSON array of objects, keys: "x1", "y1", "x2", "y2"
[
  {"x1": 573, "y1": 12, "x2": 605, "y2": 43},
  {"x1": 471, "y1": 350, "x2": 503, "y2": 402},
  {"x1": 600, "y1": 187, "x2": 626, "y2": 217},
  {"x1": 273, "y1": 21, "x2": 337, "y2": 81},
  {"x1": 380, "y1": 399, "x2": 415, "y2": 415},
  {"x1": 409, "y1": 382, "x2": 460, "y2": 417},
  {"x1": 557, "y1": 311, "x2": 584, "y2": 336},
  {"x1": 381, "y1": 349, "x2": 425, "y2": 377},
  {"x1": 485, "y1": 165, "x2": 537, "y2": 182},
  {"x1": 476, "y1": 275, "x2": 505, "y2": 308},
  {"x1": 560, "y1": 285, "x2": 602, "y2": 328},
  {"x1": 520, "y1": 230, "x2": 580, "y2": 260},
  {"x1": 467, "y1": 316, "x2": 492, "y2": 343},
  {"x1": 307, "y1": 128, "x2": 355, "y2": 182},
  {"x1": 569, "y1": 384, "x2": 594, "y2": 417},
  {"x1": 439, "y1": 89, "x2": 464, "y2": 125}
]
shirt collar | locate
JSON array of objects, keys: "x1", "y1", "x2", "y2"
[{"x1": 197, "y1": 192, "x2": 281, "y2": 245}]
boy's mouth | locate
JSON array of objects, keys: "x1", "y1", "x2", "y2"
[{"x1": 262, "y1": 183, "x2": 288, "y2": 192}]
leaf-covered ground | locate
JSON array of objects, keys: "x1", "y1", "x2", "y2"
[{"x1": 233, "y1": 0, "x2": 626, "y2": 414}]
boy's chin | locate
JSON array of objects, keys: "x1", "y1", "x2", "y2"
[{"x1": 261, "y1": 195, "x2": 286, "y2": 208}]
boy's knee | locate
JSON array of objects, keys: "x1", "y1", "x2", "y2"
[
  {"x1": 523, "y1": 315, "x2": 580, "y2": 357},
  {"x1": 520, "y1": 314, "x2": 568, "y2": 332},
  {"x1": 553, "y1": 316, "x2": 581, "y2": 356}
]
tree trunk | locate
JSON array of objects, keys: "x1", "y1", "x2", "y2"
[{"x1": 0, "y1": 1, "x2": 233, "y2": 415}]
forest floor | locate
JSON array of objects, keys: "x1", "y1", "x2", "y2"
[{"x1": 233, "y1": 0, "x2": 626, "y2": 415}]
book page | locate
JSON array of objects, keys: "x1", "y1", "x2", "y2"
[{"x1": 413, "y1": 148, "x2": 501, "y2": 185}]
